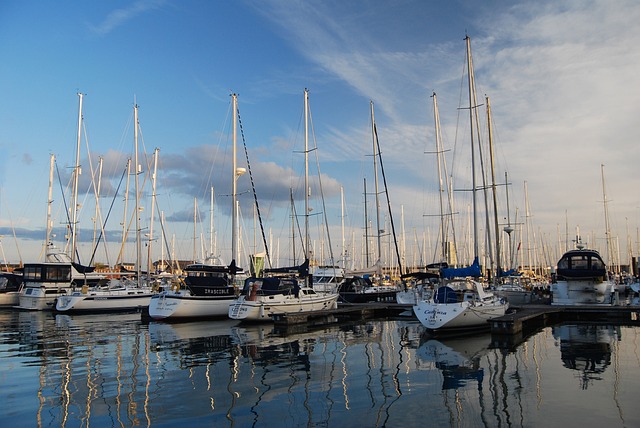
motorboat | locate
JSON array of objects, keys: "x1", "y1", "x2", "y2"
[
  {"x1": 551, "y1": 246, "x2": 611, "y2": 305},
  {"x1": 148, "y1": 260, "x2": 241, "y2": 320}
]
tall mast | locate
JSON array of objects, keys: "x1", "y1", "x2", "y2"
[
  {"x1": 290, "y1": 188, "x2": 296, "y2": 264},
  {"x1": 432, "y1": 92, "x2": 447, "y2": 263},
  {"x1": 92, "y1": 156, "x2": 103, "y2": 254},
  {"x1": 341, "y1": 186, "x2": 345, "y2": 268},
  {"x1": 193, "y1": 197, "x2": 197, "y2": 262},
  {"x1": 133, "y1": 102, "x2": 142, "y2": 280},
  {"x1": 601, "y1": 164, "x2": 615, "y2": 270},
  {"x1": 70, "y1": 92, "x2": 84, "y2": 262},
  {"x1": 231, "y1": 94, "x2": 245, "y2": 269},
  {"x1": 524, "y1": 181, "x2": 532, "y2": 271},
  {"x1": 148, "y1": 148, "x2": 159, "y2": 275},
  {"x1": 503, "y1": 171, "x2": 514, "y2": 270},
  {"x1": 370, "y1": 101, "x2": 382, "y2": 263},
  {"x1": 363, "y1": 178, "x2": 369, "y2": 267},
  {"x1": 210, "y1": 186, "x2": 214, "y2": 258},
  {"x1": 45, "y1": 153, "x2": 55, "y2": 252},
  {"x1": 304, "y1": 89, "x2": 310, "y2": 263},
  {"x1": 465, "y1": 36, "x2": 479, "y2": 262},
  {"x1": 486, "y1": 96, "x2": 502, "y2": 279},
  {"x1": 118, "y1": 158, "x2": 131, "y2": 266}
]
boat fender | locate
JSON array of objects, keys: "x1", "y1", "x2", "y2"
[{"x1": 81, "y1": 285, "x2": 88, "y2": 294}]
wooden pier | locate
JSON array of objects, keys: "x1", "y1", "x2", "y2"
[{"x1": 490, "y1": 304, "x2": 640, "y2": 336}]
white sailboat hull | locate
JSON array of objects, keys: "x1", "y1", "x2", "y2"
[
  {"x1": 228, "y1": 292, "x2": 339, "y2": 321},
  {"x1": 148, "y1": 290, "x2": 235, "y2": 320},
  {"x1": 413, "y1": 299, "x2": 507, "y2": 331},
  {"x1": 55, "y1": 289, "x2": 152, "y2": 313}
]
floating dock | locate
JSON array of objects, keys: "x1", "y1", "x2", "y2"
[
  {"x1": 490, "y1": 304, "x2": 640, "y2": 334},
  {"x1": 271, "y1": 302, "x2": 412, "y2": 326}
]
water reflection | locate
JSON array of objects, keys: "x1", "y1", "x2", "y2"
[
  {"x1": 417, "y1": 333, "x2": 491, "y2": 390},
  {"x1": 552, "y1": 323, "x2": 618, "y2": 389},
  {"x1": 1, "y1": 310, "x2": 640, "y2": 427}
]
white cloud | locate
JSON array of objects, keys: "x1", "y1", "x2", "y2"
[{"x1": 88, "y1": 0, "x2": 167, "y2": 35}]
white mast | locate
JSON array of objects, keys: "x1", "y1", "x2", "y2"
[
  {"x1": 304, "y1": 90, "x2": 310, "y2": 264},
  {"x1": 230, "y1": 94, "x2": 246, "y2": 270},
  {"x1": 232, "y1": 94, "x2": 239, "y2": 267},
  {"x1": 92, "y1": 156, "x2": 103, "y2": 254},
  {"x1": 160, "y1": 211, "x2": 165, "y2": 272},
  {"x1": 133, "y1": 102, "x2": 142, "y2": 281},
  {"x1": 118, "y1": 158, "x2": 131, "y2": 267},
  {"x1": 465, "y1": 36, "x2": 479, "y2": 262},
  {"x1": 601, "y1": 164, "x2": 616, "y2": 272},
  {"x1": 193, "y1": 197, "x2": 197, "y2": 262},
  {"x1": 70, "y1": 92, "x2": 84, "y2": 262},
  {"x1": 341, "y1": 186, "x2": 345, "y2": 268},
  {"x1": 147, "y1": 148, "x2": 159, "y2": 275},
  {"x1": 432, "y1": 92, "x2": 447, "y2": 264},
  {"x1": 370, "y1": 101, "x2": 382, "y2": 264},
  {"x1": 486, "y1": 96, "x2": 502, "y2": 279},
  {"x1": 210, "y1": 186, "x2": 214, "y2": 258},
  {"x1": 45, "y1": 153, "x2": 55, "y2": 253}
]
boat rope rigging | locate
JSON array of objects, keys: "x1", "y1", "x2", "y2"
[
  {"x1": 54, "y1": 160, "x2": 81, "y2": 264},
  {"x1": 372, "y1": 122, "x2": 403, "y2": 277},
  {"x1": 236, "y1": 103, "x2": 272, "y2": 268},
  {"x1": 308, "y1": 105, "x2": 337, "y2": 269},
  {"x1": 87, "y1": 163, "x2": 129, "y2": 267}
]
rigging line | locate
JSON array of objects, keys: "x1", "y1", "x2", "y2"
[
  {"x1": 88, "y1": 163, "x2": 128, "y2": 267},
  {"x1": 292, "y1": 191, "x2": 306, "y2": 261},
  {"x1": 55, "y1": 160, "x2": 75, "y2": 259},
  {"x1": 82, "y1": 123, "x2": 111, "y2": 264},
  {"x1": 308, "y1": 105, "x2": 336, "y2": 267},
  {"x1": 372, "y1": 123, "x2": 403, "y2": 276},
  {"x1": 236, "y1": 103, "x2": 271, "y2": 268}
]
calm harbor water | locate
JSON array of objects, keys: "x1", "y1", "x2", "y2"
[{"x1": 1, "y1": 308, "x2": 639, "y2": 427}]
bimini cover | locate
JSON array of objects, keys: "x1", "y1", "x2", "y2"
[
  {"x1": 440, "y1": 257, "x2": 481, "y2": 279},
  {"x1": 434, "y1": 286, "x2": 458, "y2": 304}
]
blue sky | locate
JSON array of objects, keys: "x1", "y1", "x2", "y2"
[{"x1": 1, "y1": 0, "x2": 639, "y2": 272}]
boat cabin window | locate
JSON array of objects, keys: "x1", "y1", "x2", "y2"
[
  {"x1": 559, "y1": 254, "x2": 605, "y2": 271},
  {"x1": 572, "y1": 256, "x2": 588, "y2": 269},
  {"x1": 190, "y1": 271, "x2": 226, "y2": 278},
  {"x1": 47, "y1": 266, "x2": 72, "y2": 281},
  {"x1": 23, "y1": 266, "x2": 42, "y2": 281}
]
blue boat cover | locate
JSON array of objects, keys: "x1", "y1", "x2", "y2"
[
  {"x1": 434, "y1": 286, "x2": 458, "y2": 304},
  {"x1": 440, "y1": 257, "x2": 481, "y2": 279}
]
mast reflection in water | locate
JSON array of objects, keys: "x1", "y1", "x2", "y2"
[{"x1": 0, "y1": 309, "x2": 639, "y2": 427}]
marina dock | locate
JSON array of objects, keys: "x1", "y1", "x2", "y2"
[
  {"x1": 491, "y1": 303, "x2": 640, "y2": 334},
  {"x1": 271, "y1": 302, "x2": 413, "y2": 326},
  {"x1": 271, "y1": 302, "x2": 640, "y2": 341}
]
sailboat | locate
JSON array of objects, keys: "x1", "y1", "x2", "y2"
[
  {"x1": 228, "y1": 89, "x2": 339, "y2": 321},
  {"x1": 339, "y1": 101, "x2": 400, "y2": 303},
  {"x1": 18, "y1": 95, "x2": 106, "y2": 311},
  {"x1": 55, "y1": 101, "x2": 154, "y2": 313},
  {"x1": 148, "y1": 94, "x2": 245, "y2": 320},
  {"x1": 413, "y1": 36, "x2": 508, "y2": 331}
]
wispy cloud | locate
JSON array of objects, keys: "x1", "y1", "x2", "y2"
[
  {"x1": 250, "y1": 0, "x2": 640, "y2": 239},
  {"x1": 88, "y1": 0, "x2": 167, "y2": 36}
]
